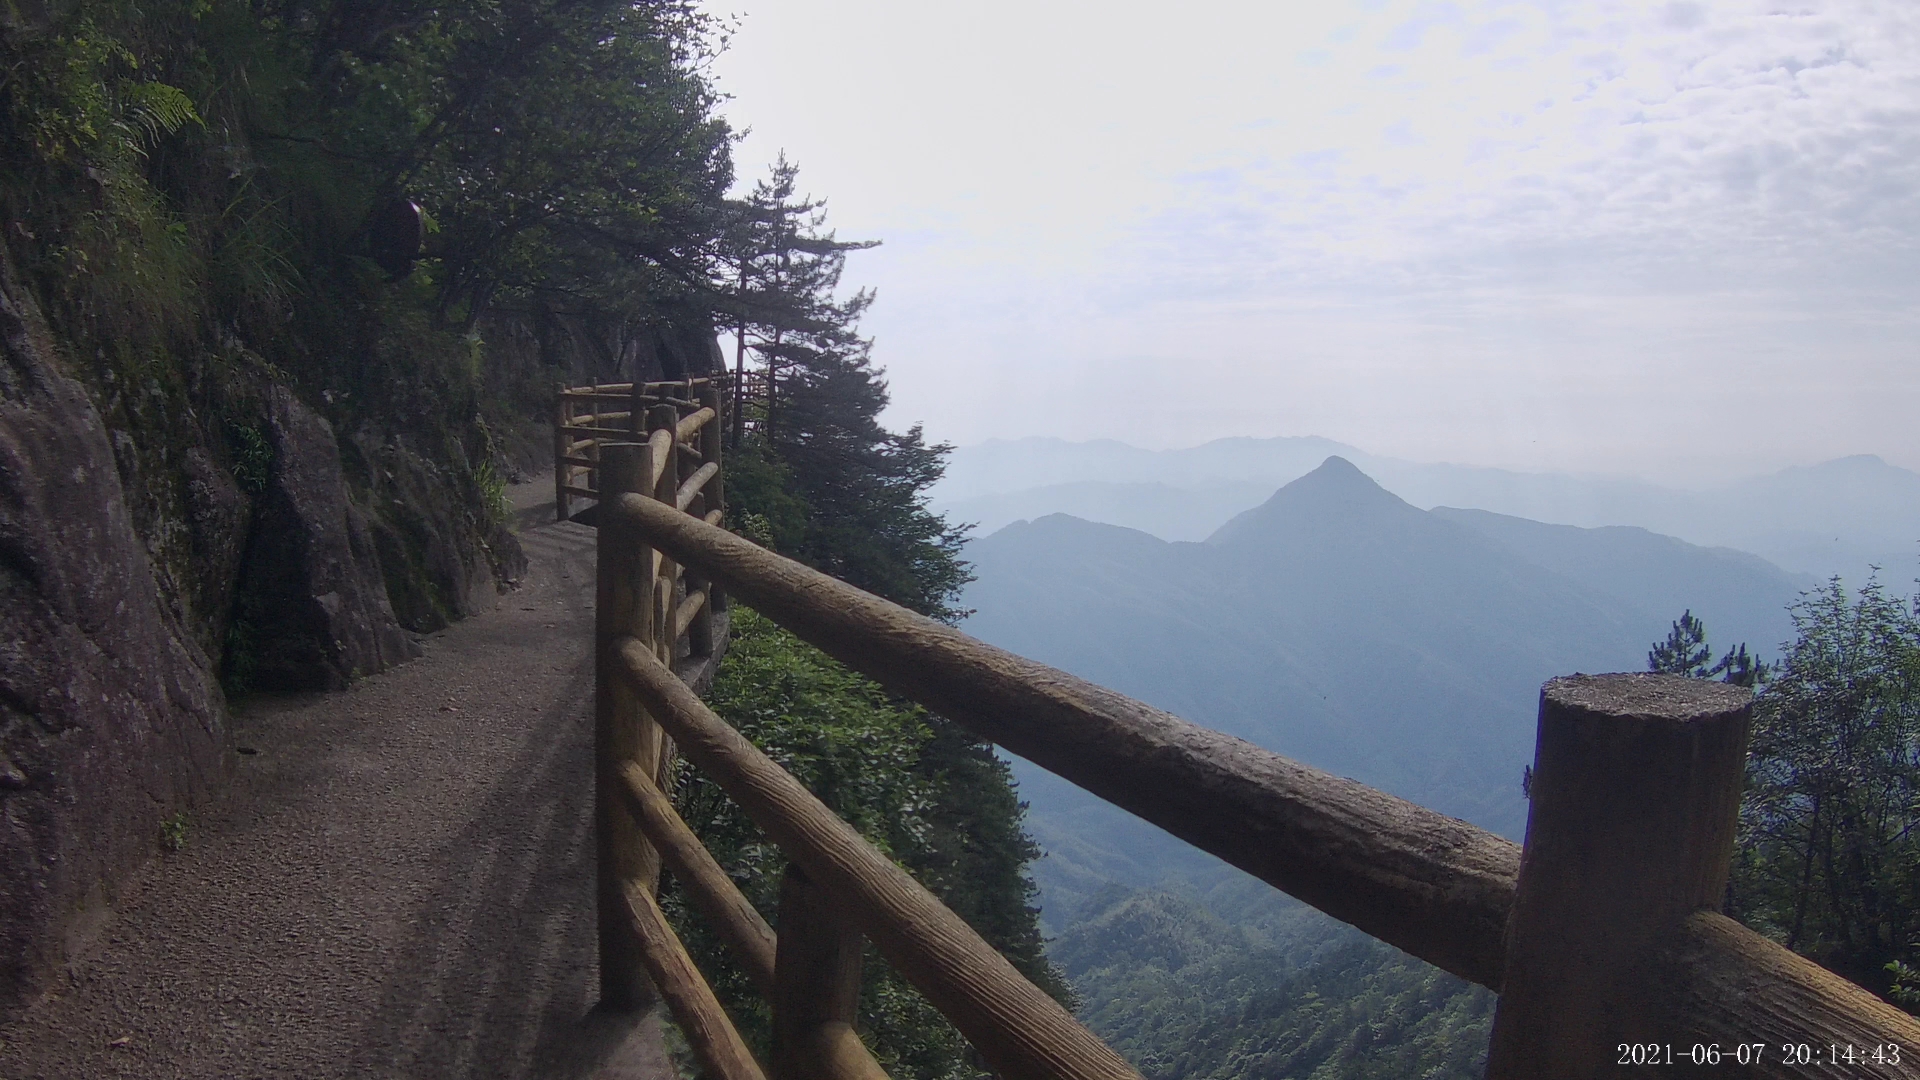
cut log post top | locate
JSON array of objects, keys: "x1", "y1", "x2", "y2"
[{"x1": 1489, "y1": 673, "x2": 1753, "y2": 1078}]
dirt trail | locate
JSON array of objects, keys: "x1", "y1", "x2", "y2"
[{"x1": 0, "y1": 484, "x2": 672, "y2": 1080}]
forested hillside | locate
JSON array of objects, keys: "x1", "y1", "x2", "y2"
[{"x1": 1055, "y1": 887, "x2": 1493, "y2": 1080}]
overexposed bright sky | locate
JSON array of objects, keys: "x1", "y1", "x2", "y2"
[{"x1": 710, "y1": 0, "x2": 1920, "y2": 481}]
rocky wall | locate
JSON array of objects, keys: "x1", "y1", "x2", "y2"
[
  {"x1": 0, "y1": 251, "x2": 228, "y2": 1018},
  {"x1": 346, "y1": 429, "x2": 524, "y2": 634},
  {"x1": 0, "y1": 245, "x2": 529, "y2": 1015}
]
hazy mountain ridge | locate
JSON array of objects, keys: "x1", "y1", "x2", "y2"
[
  {"x1": 936, "y1": 438, "x2": 1920, "y2": 581},
  {"x1": 1429, "y1": 508, "x2": 1812, "y2": 661},
  {"x1": 966, "y1": 456, "x2": 1821, "y2": 1076},
  {"x1": 961, "y1": 457, "x2": 1812, "y2": 919}
]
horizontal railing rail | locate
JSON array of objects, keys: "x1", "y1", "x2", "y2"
[
  {"x1": 558, "y1": 380, "x2": 1919, "y2": 1080},
  {"x1": 553, "y1": 377, "x2": 727, "y2": 524}
]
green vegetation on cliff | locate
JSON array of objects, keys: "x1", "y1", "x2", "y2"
[
  {"x1": 1, "y1": 0, "x2": 742, "y2": 676},
  {"x1": 1649, "y1": 591, "x2": 1920, "y2": 1011},
  {"x1": 672, "y1": 607, "x2": 1066, "y2": 1080},
  {"x1": 1054, "y1": 887, "x2": 1492, "y2": 1080}
]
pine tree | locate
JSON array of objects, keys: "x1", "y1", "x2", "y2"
[
  {"x1": 1648, "y1": 610, "x2": 1772, "y2": 687},
  {"x1": 721, "y1": 157, "x2": 972, "y2": 621},
  {"x1": 722, "y1": 154, "x2": 877, "y2": 446},
  {"x1": 1649, "y1": 610, "x2": 1714, "y2": 677}
]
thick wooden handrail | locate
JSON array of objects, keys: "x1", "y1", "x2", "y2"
[
  {"x1": 561, "y1": 424, "x2": 636, "y2": 439},
  {"x1": 573, "y1": 410, "x2": 634, "y2": 427},
  {"x1": 1656, "y1": 912, "x2": 1920, "y2": 1080},
  {"x1": 564, "y1": 390, "x2": 644, "y2": 403},
  {"x1": 673, "y1": 587, "x2": 709, "y2": 642},
  {"x1": 617, "y1": 762, "x2": 777, "y2": 993},
  {"x1": 676, "y1": 406, "x2": 718, "y2": 442},
  {"x1": 564, "y1": 376, "x2": 719, "y2": 396},
  {"x1": 647, "y1": 427, "x2": 676, "y2": 493},
  {"x1": 677, "y1": 462, "x2": 720, "y2": 510},
  {"x1": 613, "y1": 637, "x2": 1145, "y2": 1080},
  {"x1": 606, "y1": 490, "x2": 1514, "y2": 983},
  {"x1": 605, "y1": 491, "x2": 1920, "y2": 1072},
  {"x1": 620, "y1": 880, "x2": 768, "y2": 1080}
]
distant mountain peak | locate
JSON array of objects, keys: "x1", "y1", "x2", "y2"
[
  {"x1": 1273, "y1": 455, "x2": 1403, "y2": 504},
  {"x1": 1207, "y1": 456, "x2": 1416, "y2": 546},
  {"x1": 1307, "y1": 454, "x2": 1368, "y2": 479}
]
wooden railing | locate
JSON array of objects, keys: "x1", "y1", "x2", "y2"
[
  {"x1": 556, "y1": 383, "x2": 1920, "y2": 1080},
  {"x1": 553, "y1": 377, "x2": 727, "y2": 529}
]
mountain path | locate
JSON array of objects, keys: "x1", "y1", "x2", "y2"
[{"x1": 0, "y1": 484, "x2": 674, "y2": 1080}]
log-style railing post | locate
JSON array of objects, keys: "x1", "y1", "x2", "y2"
[
  {"x1": 649, "y1": 401, "x2": 682, "y2": 665},
  {"x1": 596, "y1": 441, "x2": 662, "y2": 1009},
  {"x1": 586, "y1": 433, "x2": 600, "y2": 500},
  {"x1": 691, "y1": 382, "x2": 721, "y2": 607},
  {"x1": 1487, "y1": 673, "x2": 1753, "y2": 1077},
  {"x1": 554, "y1": 386, "x2": 571, "y2": 522},
  {"x1": 772, "y1": 866, "x2": 889, "y2": 1080},
  {"x1": 682, "y1": 382, "x2": 722, "y2": 658}
]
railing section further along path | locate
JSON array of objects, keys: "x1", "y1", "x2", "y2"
[{"x1": 557, "y1": 380, "x2": 1920, "y2": 1080}]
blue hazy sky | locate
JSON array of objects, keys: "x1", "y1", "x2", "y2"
[{"x1": 710, "y1": 0, "x2": 1919, "y2": 482}]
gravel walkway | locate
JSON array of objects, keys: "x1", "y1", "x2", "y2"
[{"x1": 0, "y1": 485, "x2": 673, "y2": 1080}]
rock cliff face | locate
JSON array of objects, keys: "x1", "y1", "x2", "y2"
[
  {"x1": 230, "y1": 388, "x2": 421, "y2": 690},
  {"x1": 0, "y1": 253, "x2": 227, "y2": 1015},
  {"x1": 0, "y1": 240, "x2": 532, "y2": 1014},
  {"x1": 345, "y1": 430, "x2": 524, "y2": 634}
]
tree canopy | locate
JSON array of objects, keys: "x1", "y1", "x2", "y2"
[{"x1": 1728, "y1": 578, "x2": 1920, "y2": 1004}]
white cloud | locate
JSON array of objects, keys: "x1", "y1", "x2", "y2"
[{"x1": 712, "y1": 0, "x2": 1920, "y2": 479}]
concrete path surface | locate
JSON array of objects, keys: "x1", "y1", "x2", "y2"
[{"x1": 0, "y1": 486, "x2": 673, "y2": 1079}]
